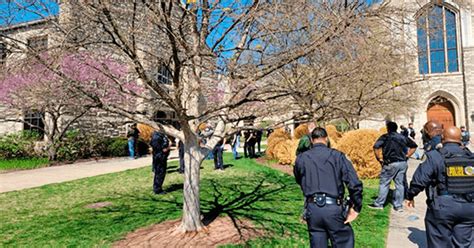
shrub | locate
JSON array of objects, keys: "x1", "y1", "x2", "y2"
[
  {"x1": 104, "y1": 137, "x2": 129, "y2": 157},
  {"x1": 334, "y1": 129, "x2": 382, "y2": 179},
  {"x1": 0, "y1": 131, "x2": 41, "y2": 159}
]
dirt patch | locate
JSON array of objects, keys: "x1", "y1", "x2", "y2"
[
  {"x1": 113, "y1": 216, "x2": 263, "y2": 247},
  {"x1": 85, "y1": 201, "x2": 113, "y2": 209},
  {"x1": 255, "y1": 157, "x2": 293, "y2": 176}
]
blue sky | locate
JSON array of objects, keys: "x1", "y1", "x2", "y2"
[{"x1": 0, "y1": 0, "x2": 58, "y2": 26}]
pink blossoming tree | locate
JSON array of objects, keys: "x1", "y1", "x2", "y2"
[{"x1": 0, "y1": 52, "x2": 142, "y2": 160}]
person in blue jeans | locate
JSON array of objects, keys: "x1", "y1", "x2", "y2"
[
  {"x1": 127, "y1": 123, "x2": 140, "y2": 159},
  {"x1": 369, "y1": 121, "x2": 418, "y2": 212},
  {"x1": 231, "y1": 132, "x2": 241, "y2": 159}
]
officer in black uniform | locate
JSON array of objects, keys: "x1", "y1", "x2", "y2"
[
  {"x1": 178, "y1": 140, "x2": 185, "y2": 174},
  {"x1": 294, "y1": 127, "x2": 363, "y2": 248},
  {"x1": 406, "y1": 126, "x2": 474, "y2": 247},
  {"x1": 150, "y1": 131, "x2": 170, "y2": 194}
]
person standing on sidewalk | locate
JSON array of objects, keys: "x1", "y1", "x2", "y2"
[
  {"x1": 126, "y1": 123, "x2": 140, "y2": 159},
  {"x1": 150, "y1": 131, "x2": 170, "y2": 194},
  {"x1": 369, "y1": 121, "x2": 417, "y2": 212},
  {"x1": 406, "y1": 126, "x2": 474, "y2": 247}
]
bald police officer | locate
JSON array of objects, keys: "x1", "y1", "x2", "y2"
[
  {"x1": 406, "y1": 126, "x2": 474, "y2": 247},
  {"x1": 294, "y1": 127, "x2": 363, "y2": 248}
]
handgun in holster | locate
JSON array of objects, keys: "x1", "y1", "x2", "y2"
[{"x1": 342, "y1": 197, "x2": 351, "y2": 219}]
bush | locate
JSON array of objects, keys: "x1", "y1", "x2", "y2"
[
  {"x1": 104, "y1": 137, "x2": 129, "y2": 157},
  {"x1": 56, "y1": 131, "x2": 97, "y2": 161},
  {"x1": 0, "y1": 131, "x2": 42, "y2": 159},
  {"x1": 56, "y1": 130, "x2": 150, "y2": 161},
  {"x1": 334, "y1": 129, "x2": 383, "y2": 179}
]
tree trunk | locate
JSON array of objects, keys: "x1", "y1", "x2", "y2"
[
  {"x1": 180, "y1": 137, "x2": 206, "y2": 232},
  {"x1": 47, "y1": 141, "x2": 57, "y2": 161}
]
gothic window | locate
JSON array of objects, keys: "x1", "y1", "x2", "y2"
[{"x1": 417, "y1": 4, "x2": 459, "y2": 74}]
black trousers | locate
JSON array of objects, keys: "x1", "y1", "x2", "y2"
[
  {"x1": 425, "y1": 195, "x2": 474, "y2": 248},
  {"x1": 152, "y1": 154, "x2": 168, "y2": 193},
  {"x1": 246, "y1": 142, "x2": 256, "y2": 158},
  {"x1": 178, "y1": 147, "x2": 185, "y2": 173},
  {"x1": 306, "y1": 202, "x2": 354, "y2": 248},
  {"x1": 212, "y1": 146, "x2": 224, "y2": 169},
  {"x1": 244, "y1": 141, "x2": 249, "y2": 158}
]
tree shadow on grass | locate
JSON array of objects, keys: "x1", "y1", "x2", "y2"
[
  {"x1": 24, "y1": 173, "x2": 303, "y2": 246},
  {"x1": 200, "y1": 176, "x2": 303, "y2": 240}
]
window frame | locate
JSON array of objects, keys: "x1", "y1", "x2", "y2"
[
  {"x1": 23, "y1": 111, "x2": 45, "y2": 137},
  {"x1": 156, "y1": 64, "x2": 173, "y2": 85},
  {"x1": 416, "y1": 4, "x2": 461, "y2": 75}
]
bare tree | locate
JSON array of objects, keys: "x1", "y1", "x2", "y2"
[
  {"x1": 271, "y1": 2, "x2": 422, "y2": 128},
  {"x1": 0, "y1": 0, "x2": 389, "y2": 232}
]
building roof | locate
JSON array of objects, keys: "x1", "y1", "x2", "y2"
[{"x1": 0, "y1": 18, "x2": 56, "y2": 34}]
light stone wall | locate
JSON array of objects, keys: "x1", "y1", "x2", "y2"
[{"x1": 360, "y1": 0, "x2": 474, "y2": 137}]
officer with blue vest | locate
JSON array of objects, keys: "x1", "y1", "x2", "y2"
[
  {"x1": 406, "y1": 126, "x2": 474, "y2": 247},
  {"x1": 294, "y1": 127, "x2": 363, "y2": 248}
]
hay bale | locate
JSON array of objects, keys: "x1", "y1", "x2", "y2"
[
  {"x1": 137, "y1": 124, "x2": 155, "y2": 142},
  {"x1": 274, "y1": 139, "x2": 299, "y2": 165},
  {"x1": 379, "y1": 127, "x2": 387, "y2": 134},
  {"x1": 294, "y1": 124, "x2": 309, "y2": 139},
  {"x1": 334, "y1": 129, "x2": 382, "y2": 179},
  {"x1": 326, "y1": 124, "x2": 343, "y2": 144},
  {"x1": 266, "y1": 128, "x2": 290, "y2": 159}
]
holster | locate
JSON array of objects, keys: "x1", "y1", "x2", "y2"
[{"x1": 341, "y1": 197, "x2": 351, "y2": 220}]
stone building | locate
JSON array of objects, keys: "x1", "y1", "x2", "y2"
[
  {"x1": 0, "y1": 3, "x2": 179, "y2": 137},
  {"x1": 361, "y1": 0, "x2": 474, "y2": 135}
]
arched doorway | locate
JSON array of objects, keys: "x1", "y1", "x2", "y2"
[{"x1": 427, "y1": 96, "x2": 456, "y2": 128}]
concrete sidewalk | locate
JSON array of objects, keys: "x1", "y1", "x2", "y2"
[
  {"x1": 386, "y1": 159, "x2": 427, "y2": 248},
  {"x1": 386, "y1": 159, "x2": 474, "y2": 248},
  {"x1": 0, "y1": 150, "x2": 178, "y2": 194}
]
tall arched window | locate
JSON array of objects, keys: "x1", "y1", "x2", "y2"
[{"x1": 417, "y1": 4, "x2": 459, "y2": 74}]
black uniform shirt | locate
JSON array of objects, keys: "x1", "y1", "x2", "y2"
[
  {"x1": 150, "y1": 131, "x2": 170, "y2": 157},
  {"x1": 294, "y1": 144, "x2": 363, "y2": 213},
  {"x1": 407, "y1": 143, "x2": 473, "y2": 200},
  {"x1": 373, "y1": 132, "x2": 418, "y2": 164}
]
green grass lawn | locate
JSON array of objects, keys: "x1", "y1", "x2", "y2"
[
  {"x1": 0, "y1": 154, "x2": 389, "y2": 247},
  {"x1": 0, "y1": 158, "x2": 49, "y2": 172}
]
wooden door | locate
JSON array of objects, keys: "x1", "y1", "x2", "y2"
[{"x1": 427, "y1": 98, "x2": 455, "y2": 128}]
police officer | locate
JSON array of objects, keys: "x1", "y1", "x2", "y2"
[
  {"x1": 178, "y1": 140, "x2": 185, "y2": 174},
  {"x1": 150, "y1": 131, "x2": 170, "y2": 194},
  {"x1": 294, "y1": 127, "x2": 363, "y2": 248},
  {"x1": 406, "y1": 126, "x2": 474, "y2": 247},
  {"x1": 423, "y1": 121, "x2": 443, "y2": 152}
]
